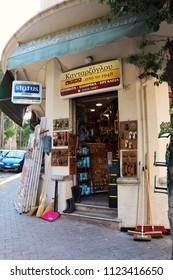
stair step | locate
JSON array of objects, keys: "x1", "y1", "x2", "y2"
[
  {"x1": 61, "y1": 204, "x2": 121, "y2": 229},
  {"x1": 75, "y1": 203, "x2": 117, "y2": 215}
]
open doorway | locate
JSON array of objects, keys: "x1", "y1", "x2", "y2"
[{"x1": 75, "y1": 91, "x2": 119, "y2": 207}]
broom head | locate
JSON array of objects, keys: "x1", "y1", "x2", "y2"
[
  {"x1": 36, "y1": 194, "x2": 46, "y2": 218},
  {"x1": 133, "y1": 233, "x2": 152, "y2": 241},
  {"x1": 136, "y1": 225, "x2": 167, "y2": 233},
  {"x1": 43, "y1": 199, "x2": 54, "y2": 215},
  {"x1": 27, "y1": 206, "x2": 38, "y2": 216}
]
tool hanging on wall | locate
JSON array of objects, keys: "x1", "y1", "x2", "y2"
[{"x1": 43, "y1": 134, "x2": 52, "y2": 155}]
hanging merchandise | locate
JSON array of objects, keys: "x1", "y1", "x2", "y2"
[{"x1": 43, "y1": 135, "x2": 52, "y2": 154}]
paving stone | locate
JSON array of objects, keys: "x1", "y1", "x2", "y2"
[{"x1": 0, "y1": 174, "x2": 172, "y2": 260}]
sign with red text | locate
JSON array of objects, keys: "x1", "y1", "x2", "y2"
[{"x1": 60, "y1": 59, "x2": 122, "y2": 98}]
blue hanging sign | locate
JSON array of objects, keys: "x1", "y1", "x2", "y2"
[{"x1": 11, "y1": 81, "x2": 42, "y2": 104}]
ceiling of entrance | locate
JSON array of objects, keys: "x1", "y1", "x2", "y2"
[{"x1": 76, "y1": 92, "x2": 118, "y2": 113}]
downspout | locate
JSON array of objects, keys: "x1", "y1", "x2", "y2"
[
  {"x1": 139, "y1": 81, "x2": 147, "y2": 232},
  {"x1": 143, "y1": 84, "x2": 152, "y2": 225},
  {"x1": 138, "y1": 81, "x2": 150, "y2": 227}
]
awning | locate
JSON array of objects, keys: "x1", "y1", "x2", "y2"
[
  {"x1": 0, "y1": 71, "x2": 27, "y2": 127},
  {"x1": 8, "y1": 14, "x2": 150, "y2": 69}
]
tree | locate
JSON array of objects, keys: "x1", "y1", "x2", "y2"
[
  {"x1": 3, "y1": 117, "x2": 16, "y2": 147},
  {"x1": 16, "y1": 120, "x2": 32, "y2": 148},
  {"x1": 100, "y1": 0, "x2": 173, "y2": 259}
]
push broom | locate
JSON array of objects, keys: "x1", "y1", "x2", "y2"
[
  {"x1": 135, "y1": 153, "x2": 164, "y2": 237},
  {"x1": 133, "y1": 166, "x2": 152, "y2": 241}
]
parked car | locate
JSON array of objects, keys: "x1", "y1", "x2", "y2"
[
  {"x1": 0, "y1": 150, "x2": 10, "y2": 161},
  {"x1": 0, "y1": 150, "x2": 26, "y2": 172}
]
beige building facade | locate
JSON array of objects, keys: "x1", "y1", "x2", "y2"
[{"x1": 1, "y1": 0, "x2": 171, "y2": 228}]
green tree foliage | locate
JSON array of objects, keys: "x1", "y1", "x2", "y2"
[
  {"x1": 100, "y1": 0, "x2": 173, "y2": 31},
  {"x1": 4, "y1": 127, "x2": 16, "y2": 139},
  {"x1": 99, "y1": 1, "x2": 173, "y2": 88},
  {"x1": 16, "y1": 120, "x2": 32, "y2": 148},
  {"x1": 3, "y1": 116, "x2": 16, "y2": 145}
]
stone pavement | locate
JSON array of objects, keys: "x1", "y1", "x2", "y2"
[{"x1": 0, "y1": 174, "x2": 172, "y2": 260}]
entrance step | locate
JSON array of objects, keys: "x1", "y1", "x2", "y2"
[{"x1": 61, "y1": 203, "x2": 122, "y2": 230}]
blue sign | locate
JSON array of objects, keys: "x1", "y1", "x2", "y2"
[{"x1": 11, "y1": 81, "x2": 42, "y2": 104}]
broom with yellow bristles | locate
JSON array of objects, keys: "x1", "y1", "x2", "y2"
[
  {"x1": 42, "y1": 198, "x2": 55, "y2": 215},
  {"x1": 36, "y1": 158, "x2": 51, "y2": 218}
]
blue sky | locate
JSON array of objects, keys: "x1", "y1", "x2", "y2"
[{"x1": 0, "y1": 0, "x2": 40, "y2": 57}]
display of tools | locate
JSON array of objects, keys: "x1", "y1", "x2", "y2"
[
  {"x1": 53, "y1": 118, "x2": 69, "y2": 130},
  {"x1": 51, "y1": 149, "x2": 68, "y2": 166},
  {"x1": 119, "y1": 120, "x2": 137, "y2": 149},
  {"x1": 53, "y1": 131, "x2": 69, "y2": 147},
  {"x1": 121, "y1": 150, "x2": 137, "y2": 177}
]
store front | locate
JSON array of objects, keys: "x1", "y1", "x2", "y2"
[
  {"x1": 1, "y1": 0, "x2": 170, "y2": 229},
  {"x1": 75, "y1": 92, "x2": 119, "y2": 208},
  {"x1": 57, "y1": 59, "x2": 122, "y2": 209}
]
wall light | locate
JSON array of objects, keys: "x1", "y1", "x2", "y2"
[
  {"x1": 85, "y1": 56, "x2": 93, "y2": 64},
  {"x1": 96, "y1": 103, "x2": 102, "y2": 107}
]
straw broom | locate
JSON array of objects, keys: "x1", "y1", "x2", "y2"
[
  {"x1": 36, "y1": 157, "x2": 51, "y2": 218},
  {"x1": 42, "y1": 198, "x2": 55, "y2": 215},
  {"x1": 27, "y1": 206, "x2": 38, "y2": 216},
  {"x1": 137, "y1": 153, "x2": 163, "y2": 238}
]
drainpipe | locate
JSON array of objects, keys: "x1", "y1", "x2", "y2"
[
  {"x1": 143, "y1": 85, "x2": 151, "y2": 224},
  {"x1": 138, "y1": 80, "x2": 151, "y2": 229}
]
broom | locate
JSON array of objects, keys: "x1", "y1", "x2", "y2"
[
  {"x1": 36, "y1": 157, "x2": 51, "y2": 218},
  {"x1": 42, "y1": 198, "x2": 54, "y2": 215},
  {"x1": 135, "y1": 153, "x2": 165, "y2": 237},
  {"x1": 27, "y1": 206, "x2": 38, "y2": 216},
  {"x1": 133, "y1": 166, "x2": 152, "y2": 241}
]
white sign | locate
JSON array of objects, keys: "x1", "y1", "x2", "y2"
[{"x1": 11, "y1": 81, "x2": 42, "y2": 104}]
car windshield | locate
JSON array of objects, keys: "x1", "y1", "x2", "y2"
[
  {"x1": 6, "y1": 151, "x2": 25, "y2": 159},
  {"x1": 0, "y1": 151, "x2": 9, "y2": 156}
]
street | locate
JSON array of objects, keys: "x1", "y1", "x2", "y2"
[{"x1": 0, "y1": 171, "x2": 18, "y2": 182}]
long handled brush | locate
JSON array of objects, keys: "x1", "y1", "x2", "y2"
[
  {"x1": 42, "y1": 198, "x2": 54, "y2": 215},
  {"x1": 36, "y1": 157, "x2": 51, "y2": 218},
  {"x1": 135, "y1": 153, "x2": 164, "y2": 237},
  {"x1": 133, "y1": 166, "x2": 152, "y2": 241}
]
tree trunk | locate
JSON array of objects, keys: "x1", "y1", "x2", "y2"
[
  {"x1": 168, "y1": 135, "x2": 173, "y2": 260},
  {"x1": 166, "y1": 40, "x2": 173, "y2": 259}
]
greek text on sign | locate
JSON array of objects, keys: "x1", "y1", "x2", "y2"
[
  {"x1": 60, "y1": 59, "x2": 122, "y2": 98},
  {"x1": 11, "y1": 81, "x2": 42, "y2": 104}
]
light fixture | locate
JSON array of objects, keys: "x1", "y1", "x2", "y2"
[
  {"x1": 90, "y1": 108, "x2": 95, "y2": 112},
  {"x1": 96, "y1": 103, "x2": 102, "y2": 107},
  {"x1": 85, "y1": 56, "x2": 93, "y2": 64}
]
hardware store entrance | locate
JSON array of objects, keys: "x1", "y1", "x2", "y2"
[{"x1": 75, "y1": 91, "x2": 120, "y2": 208}]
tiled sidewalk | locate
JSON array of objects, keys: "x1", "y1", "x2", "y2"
[{"x1": 0, "y1": 174, "x2": 172, "y2": 260}]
